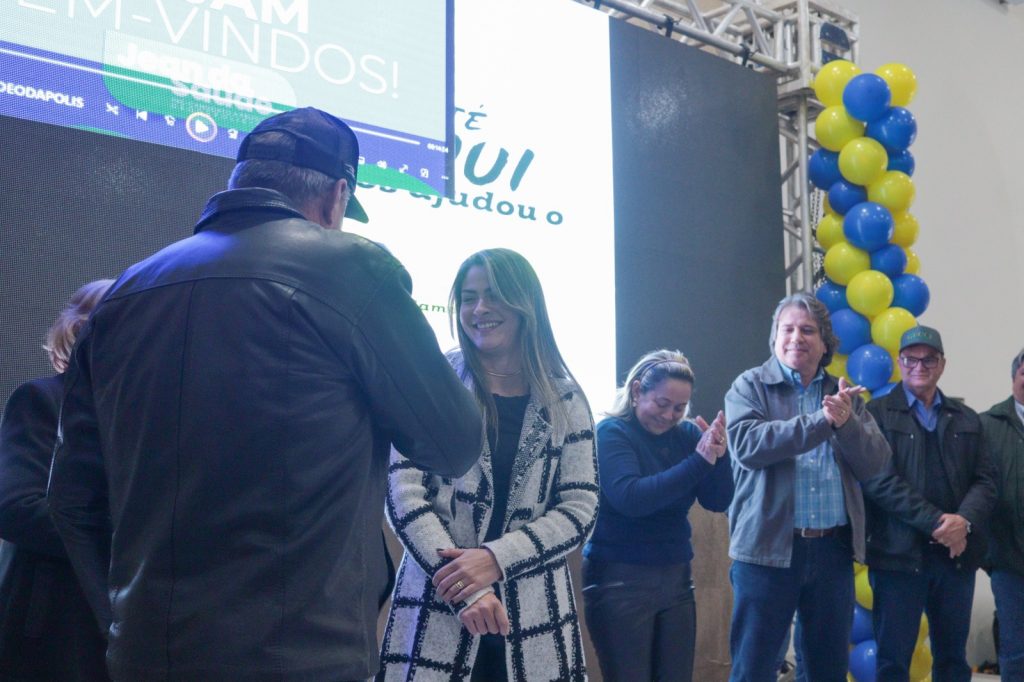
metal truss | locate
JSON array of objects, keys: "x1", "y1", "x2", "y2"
[{"x1": 574, "y1": 0, "x2": 859, "y2": 293}]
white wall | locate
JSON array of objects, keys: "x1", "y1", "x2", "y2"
[{"x1": 834, "y1": 0, "x2": 1024, "y2": 411}]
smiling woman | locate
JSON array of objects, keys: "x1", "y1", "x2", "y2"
[
  {"x1": 582, "y1": 349, "x2": 733, "y2": 682},
  {"x1": 379, "y1": 248, "x2": 599, "y2": 682},
  {"x1": 458, "y1": 265, "x2": 523, "y2": 376}
]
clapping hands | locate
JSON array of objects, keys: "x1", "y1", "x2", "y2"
[
  {"x1": 823, "y1": 377, "x2": 864, "y2": 428},
  {"x1": 694, "y1": 411, "x2": 728, "y2": 464}
]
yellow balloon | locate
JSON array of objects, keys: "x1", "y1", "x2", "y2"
[
  {"x1": 919, "y1": 615, "x2": 929, "y2": 641},
  {"x1": 817, "y1": 213, "x2": 845, "y2": 250},
  {"x1": 839, "y1": 137, "x2": 889, "y2": 186},
  {"x1": 904, "y1": 247, "x2": 921, "y2": 275},
  {"x1": 855, "y1": 569, "x2": 873, "y2": 609},
  {"x1": 853, "y1": 561, "x2": 867, "y2": 575},
  {"x1": 824, "y1": 242, "x2": 870, "y2": 285},
  {"x1": 872, "y1": 307, "x2": 917, "y2": 355},
  {"x1": 888, "y1": 353, "x2": 901, "y2": 383},
  {"x1": 847, "y1": 270, "x2": 895, "y2": 317},
  {"x1": 827, "y1": 353, "x2": 848, "y2": 379},
  {"x1": 823, "y1": 193, "x2": 835, "y2": 216},
  {"x1": 861, "y1": 388, "x2": 873, "y2": 403},
  {"x1": 815, "y1": 60, "x2": 862, "y2": 106},
  {"x1": 909, "y1": 640, "x2": 933, "y2": 681},
  {"x1": 868, "y1": 171, "x2": 916, "y2": 213},
  {"x1": 876, "y1": 62, "x2": 918, "y2": 107},
  {"x1": 891, "y1": 211, "x2": 920, "y2": 247},
  {"x1": 816, "y1": 106, "x2": 866, "y2": 152}
]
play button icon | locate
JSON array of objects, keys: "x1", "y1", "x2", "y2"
[{"x1": 186, "y1": 112, "x2": 218, "y2": 143}]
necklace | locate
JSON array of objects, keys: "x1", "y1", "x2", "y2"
[{"x1": 484, "y1": 367, "x2": 522, "y2": 378}]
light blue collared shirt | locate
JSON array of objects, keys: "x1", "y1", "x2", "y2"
[
  {"x1": 1015, "y1": 400, "x2": 1024, "y2": 428},
  {"x1": 779, "y1": 360, "x2": 847, "y2": 529},
  {"x1": 902, "y1": 383, "x2": 943, "y2": 432}
]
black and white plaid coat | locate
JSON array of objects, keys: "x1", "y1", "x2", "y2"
[{"x1": 379, "y1": 353, "x2": 598, "y2": 681}]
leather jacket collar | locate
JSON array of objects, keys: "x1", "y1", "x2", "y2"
[{"x1": 194, "y1": 188, "x2": 306, "y2": 234}]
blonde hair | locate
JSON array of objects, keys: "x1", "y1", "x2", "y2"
[
  {"x1": 449, "y1": 248, "x2": 576, "y2": 430},
  {"x1": 607, "y1": 349, "x2": 695, "y2": 420},
  {"x1": 44, "y1": 278, "x2": 115, "y2": 373}
]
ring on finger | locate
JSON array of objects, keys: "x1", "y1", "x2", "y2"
[{"x1": 454, "y1": 579, "x2": 466, "y2": 592}]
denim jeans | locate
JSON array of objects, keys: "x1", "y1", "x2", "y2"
[
  {"x1": 869, "y1": 549, "x2": 975, "y2": 682},
  {"x1": 582, "y1": 559, "x2": 696, "y2": 682},
  {"x1": 990, "y1": 569, "x2": 1024, "y2": 681},
  {"x1": 729, "y1": 531, "x2": 854, "y2": 682}
]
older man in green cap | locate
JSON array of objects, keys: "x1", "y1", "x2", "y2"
[{"x1": 861, "y1": 325, "x2": 998, "y2": 682}]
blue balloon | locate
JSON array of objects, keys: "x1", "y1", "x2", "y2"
[
  {"x1": 816, "y1": 279, "x2": 849, "y2": 313},
  {"x1": 870, "y1": 244, "x2": 908, "y2": 278},
  {"x1": 844, "y1": 202, "x2": 894, "y2": 252},
  {"x1": 828, "y1": 180, "x2": 868, "y2": 215},
  {"x1": 809, "y1": 149, "x2": 843, "y2": 190},
  {"x1": 873, "y1": 382, "x2": 898, "y2": 398},
  {"x1": 848, "y1": 344, "x2": 894, "y2": 391},
  {"x1": 832, "y1": 308, "x2": 872, "y2": 355},
  {"x1": 851, "y1": 604, "x2": 873, "y2": 645},
  {"x1": 892, "y1": 274, "x2": 931, "y2": 317},
  {"x1": 850, "y1": 639, "x2": 879, "y2": 682},
  {"x1": 843, "y1": 74, "x2": 891, "y2": 122},
  {"x1": 866, "y1": 107, "x2": 918, "y2": 152},
  {"x1": 887, "y1": 149, "x2": 916, "y2": 176}
]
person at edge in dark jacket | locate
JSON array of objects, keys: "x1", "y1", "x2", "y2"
[
  {"x1": 980, "y1": 346, "x2": 1024, "y2": 679},
  {"x1": 862, "y1": 325, "x2": 997, "y2": 682},
  {"x1": 725, "y1": 292, "x2": 890, "y2": 682},
  {"x1": 582, "y1": 349, "x2": 732, "y2": 682},
  {"x1": 0, "y1": 279, "x2": 113, "y2": 681},
  {"x1": 47, "y1": 107, "x2": 483, "y2": 682}
]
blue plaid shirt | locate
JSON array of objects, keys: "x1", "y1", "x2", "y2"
[{"x1": 779, "y1": 361, "x2": 847, "y2": 529}]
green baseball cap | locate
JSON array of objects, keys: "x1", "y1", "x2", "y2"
[{"x1": 900, "y1": 325, "x2": 944, "y2": 354}]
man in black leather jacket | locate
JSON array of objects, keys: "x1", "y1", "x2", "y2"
[
  {"x1": 48, "y1": 108, "x2": 483, "y2": 682},
  {"x1": 862, "y1": 325, "x2": 997, "y2": 682}
]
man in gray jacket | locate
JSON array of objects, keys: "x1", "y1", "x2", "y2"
[{"x1": 725, "y1": 292, "x2": 890, "y2": 682}]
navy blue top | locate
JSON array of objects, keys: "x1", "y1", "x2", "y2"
[{"x1": 584, "y1": 416, "x2": 734, "y2": 565}]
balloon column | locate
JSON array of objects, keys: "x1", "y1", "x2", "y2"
[
  {"x1": 811, "y1": 60, "x2": 930, "y2": 402},
  {"x1": 850, "y1": 562, "x2": 932, "y2": 682}
]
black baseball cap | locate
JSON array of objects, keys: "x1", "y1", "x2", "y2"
[{"x1": 237, "y1": 107, "x2": 368, "y2": 223}]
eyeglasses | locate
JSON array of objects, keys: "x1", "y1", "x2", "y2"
[{"x1": 900, "y1": 355, "x2": 941, "y2": 369}]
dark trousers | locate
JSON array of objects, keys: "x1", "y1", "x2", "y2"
[
  {"x1": 991, "y1": 569, "x2": 1024, "y2": 681},
  {"x1": 470, "y1": 633, "x2": 507, "y2": 682},
  {"x1": 870, "y1": 551, "x2": 975, "y2": 682},
  {"x1": 470, "y1": 583, "x2": 508, "y2": 682},
  {"x1": 582, "y1": 558, "x2": 695, "y2": 682},
  {"x1": 729, "y1": 531, "x2": 854, "y2": 682}
]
